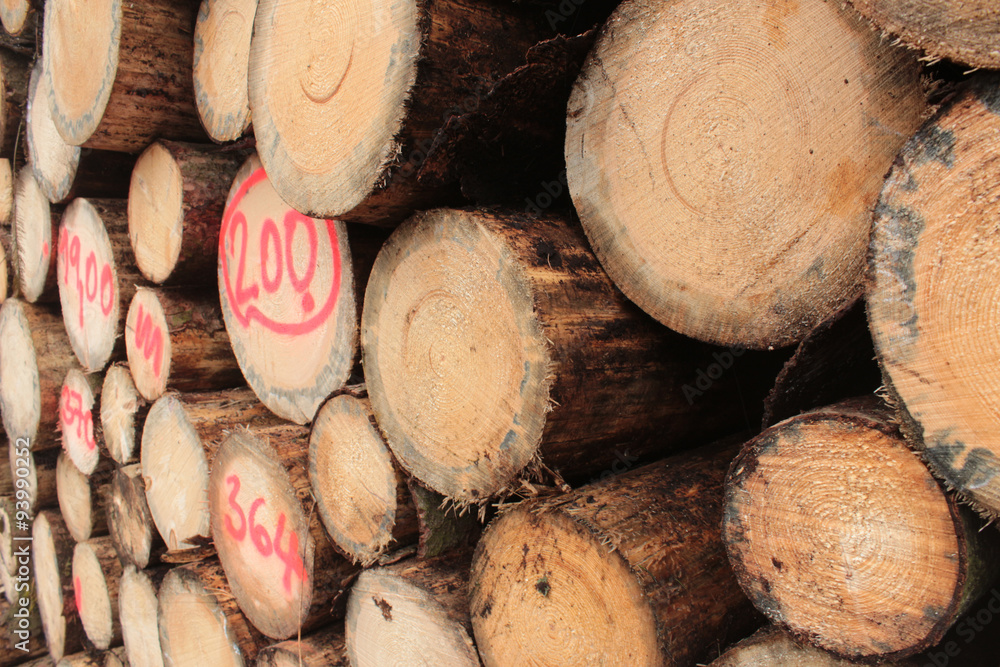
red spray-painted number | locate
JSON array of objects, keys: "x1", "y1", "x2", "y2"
[
  {"x1": 58, "y1": 228, "x2": 115, "y2": 328},
  {"x1": 132, "y1": 304, "x2": 164, "y2": 378},
  {"x1": 224, "y1": 474, "x2": 307, "y2": 595},
  {"x1": 219, "y1": 168, "x2": 340, "y2": 335},
  {"x1": 61, "y1": 386, "x2": 96, "y2": 452}
]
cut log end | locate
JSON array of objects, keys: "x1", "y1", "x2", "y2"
[
  {"x1": 0, "y1": 0, "x2": 32, "y2": 35},
  {"x1": 108, "y1": 465, "x2": 158, "y2": 569},
  {"x1": 140, "y1": 394, "x2": 211, "y2": 551},
  {"x1": 346, "y1": 567, "x2": 479, "y2": 667},
  {"x1": 471, "y1": 508, "x2": 660, "y2": 665},
  {"x1": 310, "y1": 394, "x2": 403, "y2": 565},
  {"x1": 100, "y1": 363, "x2": 143, "y2": 464},
  {"x1": 42, "y1": 0, "x2": 119, "y2": 146},
  {"x1": 56, "y1": 452, "x2": 99, "y2": 544},
  {"x1": 33, "y1": 512, "x2": 78, "y2": 663},
  {"x1": 71, "y1": 541, "x2": 117, "y2": 650},
  {"x1": 124, "y1": 288, "x2": 171, "y2": 401},
  {"x1": 711, "y1": 626, "x2": 881, "y2": 666},
  {"x1": 56, "y1": 198, "x2": 123, "y2": 372},
  {"x1": 58, "y1": 369, "x2": 101, "y2": 475},
  {"x1": 362, "y1": 209, "x2": 551, "y2": 502},
  {"x1": 867, "y1": 75, "x2": 1000, "y2": 517},
  {"x1": 0, "y1": 158, "x2": 13, "y2": 223},
  {"x1": 219, "y1": 154, "x2": 357, "y2": 424},
  {"x1": 27, "y1": 58, "x2": 82, "y2": 204},
  {"x1": 248, "y1": 0, "x2": 419, "y2": 218},
  {"x1": 723, "y1": 407, "x2": 974, "y2": 660},
  {"x1": 208, "y1": 429, "x2": 316, "y2": 640},
  {"x1": 14, "y1": 168, "x2": 57, "y2": 303},
  {"x1": 119, "y1": 566, "x2": 165, "y2": 667},
  {"x1": 127, "y1": 142, "x2": 184, "y2": 284},
  {"x1": 565, "y1": 0, "x2": 926, "y2": 348},
  {"x1": 0, "y1": 298, "x2": 41, "y2": 443},
  {"x1": 193, "y1": 0, "x2": 256, "y2": 142},
  {"x1": 158, "y1": 565, "x2": 252, "y2": 667}
]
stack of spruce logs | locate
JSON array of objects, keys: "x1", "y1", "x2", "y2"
[{"x1": 0, "y1": 0, "x2": 997, "y2": 665}]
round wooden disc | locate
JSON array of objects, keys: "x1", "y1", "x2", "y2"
[
  {"x1": 56, "y1": 452, "x2": 97, "y2": 542},
  {"x1": 119, "y1": 566, "x2": 164, "y2": 667},
  {"x1": 59, "y1": 369, "x2": 100, "y2": 475},
  {"x1": 247, "y1": 0, "x2": 419, "y2": 217},
  {"x1": 100, "y1": 364, "x2": 141, "y2": 464},
  {"x1": 124, "y1": 288, "x2": 171, "y2": 401},
  {"x1": 157, "y1": 567, "x2": 246, "y2": 667},
  {"x1": 867, "y1": 79, "x2": 1000, "y2": 515},
  {"x1": 42, "y1": 0, "x2": 122, "y2": 145},
  {"x1": 108, "y1": 468, "x2": 155, "y2": 569},
  {"x1": 565, "y1": 0, "x2": 925, "y2": 349},
  {"x1": 0, "y1": 158, "x2": 12, "y2": 224},
  {"x1": 0, "y1": 0, "x2": 30, "y2": 35},
  {"x1": 218, "y1": 154, "x2": 356, "y2": 424},
  {"x1": 56, "y1": 198, "x2": 122, "y2": 372},
  {"x1": 361, "y1": 209, "x2": 550, "y2": 502},
  {"x1": 208, "y1": 430, "x2": 315, "y2": 640},
  {"x1": 0, "y1": 298, "x2": 41, "y2": 442},
  {"x1": 849, "y1": 1, "x2": 1000, "y2": 69},
  {"x1": 73, "y1": 541, "x2": 115, "y2": 650},
  {"x1": 724, "y1": 417, "x2": 963, "y2": 659},
  {"x1": 193, "y1": 0, "x2": 256, "y2": 142},
  {"x1": 127, "y1": 143, "x2": 184, "y2": 284},
  {"x1": 309, "y1": 394, "x2": 397, "y2": 565},
  {"x1": 27, "y1": 59, "x2": 81, "y2": 204},
  {"x1": 140, "y1": 394, "x2": 211, "y2": 551},
  {"x1": 470, "y1": 508, "x2": 660, "y2": 666},
  {"x1": 33, "y1": 512, "x2": 71, "y2": 662},
  {"x1": 13, "y1": 168, "x2": 55, "y2": 302},
  {"x1": 345, "y1": 569, "x2": 479, "y2": 667}
]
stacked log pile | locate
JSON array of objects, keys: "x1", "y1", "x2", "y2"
[{"x1": 0, "y1": 0, "x2": 997, "y2": 666}]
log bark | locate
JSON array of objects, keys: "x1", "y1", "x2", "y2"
[
  {"x1": 255, "y1": 626, "x2": 348, "y2": 667},
  {"x1": 217, "y1": 153, "x2": 363, "y2": 424},
  {"x1": 41, "y1": 0, "x2": 206, "y2": 152},
  {"x1": 209, "y1": 428, "x2": 359, "y2": 639},
  {"x1": 26, "y1": 58, "x2": 136, "y2": 206},
  {"x1": 192, "y1": 0, "x2": 257, "y2": 143},
  {"x1": 139, "y1": 388, "x2": 279, "y2": 553},
  {"x1": 157, "y1": 558, "x2": 268, "y2": 667},
  {"x1": 119, "y1": 565, "x2": 167, "y2": 667},
  {"x1": 57, "y1": 369, "x2": 103, "y2": 476},
  {"x1": 346, "y1": 555, "x2": 481, "y2": 667},
  {"x1": 723, "y1": 398, "x2": 1000, "y2": 661},
  {"x1": 866, "y1": 74, "x2": 1000, "y2": 519},
  {"x1": 106, "y1": 465, "x2": 164, "y2": 569},
  {"x1": 470, "y1": 439, "x2": 759, "y2": 666},
  {"x1": 0, "y1": 299, "x2": 75, "y2": 448},
  {"x1": 55, "y1": 198, "x2": 138, "y2": 372},
  {"x1": 761, "y1": 298, "x2": 881, "y2": 429},
  {"x1": 72, "y1": 536, "x2": 123, "y2": 650},
  {"x1": 32, "y1": 511, "x2": 84, "y2": 663},
  {"x1": 128, "y1": 140, "x2": 249, "y2": 284},
  {"x1": 1, "y1": 444, "x2": 56, "y2": 510},
  {"x1": 362, "y1": 208, "x2": 777, "y2": 503},
  {"x1": 565, "y1": 0, "x2": 927, "y2": 349},
  {"x1": 247, "y1": 0, "x2": 550, "y2": 224},
  {"x1": 55, "y1": 452, "x2": 110, "y2": 543},
  {"x1": 13, "y1": 167, "x2": 60, "y2": 303},
  {"x1": 0, "y1": 48, "x2": 28, "y2": 159},
  {"x1": 848, "y1": 1, "x2": 1000, "y2": 69},
  {"x1": 0, "y1": 227, "x2": 8, "y2": 304},
  {"x1": 124, "y1": 287, "x2": 242, "y2": 402},
  {"x1": 99, "y1": 364, "x2": 147, "y2": 466}
]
